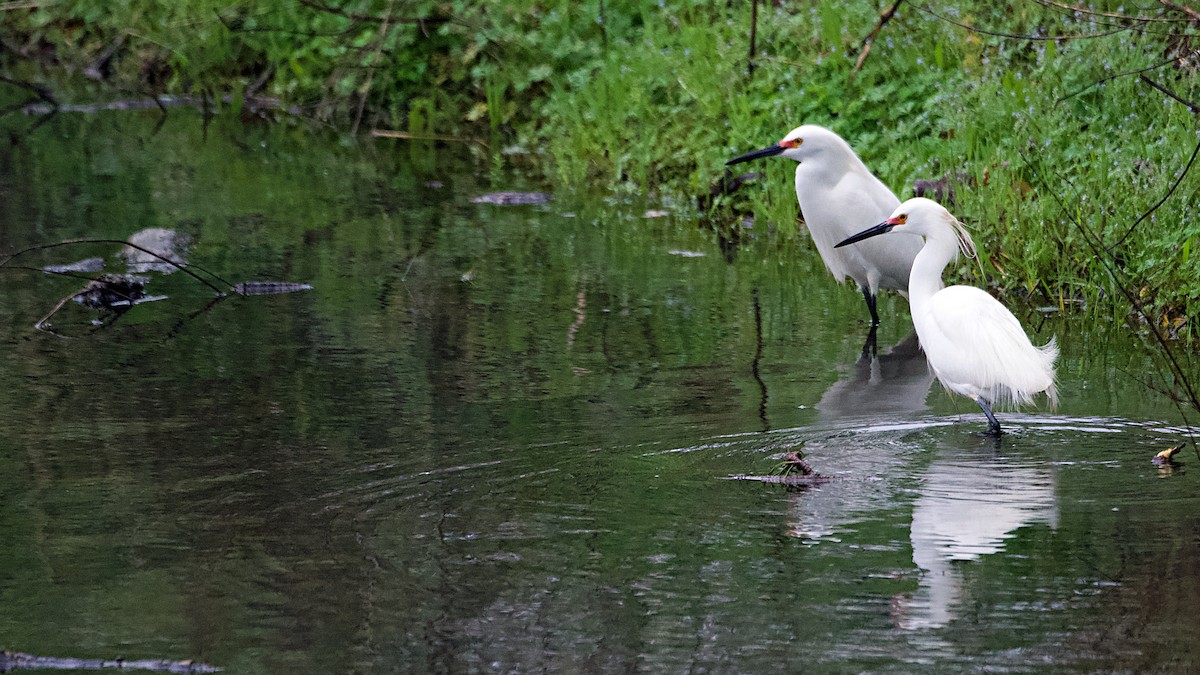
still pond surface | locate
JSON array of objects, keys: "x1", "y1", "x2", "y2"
[{"x1": 0, "y1": 112, "x2": 1198, "y2": 673}]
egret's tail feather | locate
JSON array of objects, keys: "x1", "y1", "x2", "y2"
[{"x1": 1038, "y1": 336, "x2": 1059, "y2": 409}]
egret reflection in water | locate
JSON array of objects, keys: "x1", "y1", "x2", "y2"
[
  {"x1": 815, "y1": 332, "x2": 935, "y2": 423},
  {"x1": 789, "y1": 337, "x2": 1058, "y2": 631},
  {"x1": 897, "y1": 445, "x2": 1059, "y2": 630},
  {"x1": 787, "y1": 333, "x2": 935, "y2": 542}
]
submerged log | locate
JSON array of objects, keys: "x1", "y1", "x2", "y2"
[{"x1": 231, "y1": 280, "x2": 314, "y2": 296}]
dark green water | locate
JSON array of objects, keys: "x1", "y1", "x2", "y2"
[{"x1": 1, "y1": 111, "x2": 1198, "y2": 673}]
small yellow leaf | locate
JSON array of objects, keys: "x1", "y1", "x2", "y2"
[
  {"x1": 1152, "y1": 443, "x2": 1185, "y2": 466},
  {"x1": 465, "y1": 102, "x2": 488, "y2": 122}
]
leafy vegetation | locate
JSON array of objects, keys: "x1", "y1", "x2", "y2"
[{"x1": 2, "y1": 1, "x2": 1199, "y2": 342}]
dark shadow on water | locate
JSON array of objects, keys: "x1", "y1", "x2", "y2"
[{"x1": 816, "y1": 332, "x2": 934, "y2": 424}]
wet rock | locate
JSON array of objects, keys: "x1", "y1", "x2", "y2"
[{"x1": 122, "y1": 227, "x2": 190, "y2": 274}]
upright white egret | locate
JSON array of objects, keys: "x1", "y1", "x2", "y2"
[
  {"x1": 727, "y1": 125, "x2": 921, "y2": 325},
  {"x1": 835, "y1": 197, "x2": 1058, "y2": 435}
]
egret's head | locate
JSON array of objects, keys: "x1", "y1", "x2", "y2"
[
  {"x1": 726, "y1": 124, "x2": 848, "y2": 166},
  {"x1": 835, "y1": 197, "x2": 976, "y2": 259}
]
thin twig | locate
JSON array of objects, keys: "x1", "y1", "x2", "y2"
[
  {"x1": 0, "y1": 0, "x2": 47, "y2": 9},
  {"x1": 1057, "y1": 48, "x2": 1200, "y2": 104},
  {"x1": 0, "y1": 75, "x2": 58, "y2": 107},
  {"x1": 854, "y1": 0, "x2": 905, "y2": 73},
  {"x1": 748, "y1": 0, "x2": 758, "y2": 76},
  {"x1": 914, "y1": 3, "x2": 1134, "y2": 40},
  {"x1": 1139, "y1": 73, "x2": 1200, "y2": 113},
  {"x1": 297, "y1": 0, "x2": 448, "y2": 26},
  {"x1": 1107, "y1": 134, "x2": 1200, "y2": 251},
  {"x1": 1022, "y1": 148, "x2": 1200, "y2": 417},
  {"x1": 352, "y1": 0, "x2": 395, "y2": 135}
]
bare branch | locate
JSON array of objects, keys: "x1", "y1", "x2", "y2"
[
  {"x1": 1021, "y1": 147, "x2": 1200, "y2": 415},
  {"x1": 854, "y1": 0, "x2": 905, "y2": 74},
  {"x1": 0, "y1": 74, "x2": 58, "y2": 107},
  {"x1": 297, "y1": 0, "x2": 448, "y2": 26},
  {"x1": 1159, "y1": 0, "x2": 1200, "y2": 23},
  {"x1": 914, "y1": 3, "x2": 1134, "y2": 40},
  {"x1": 370, "y1": 128, "x2": 488, "y2": 148},
  {"x1": 1029, "y1": 0, "x2": 1191, "y2": 24}
]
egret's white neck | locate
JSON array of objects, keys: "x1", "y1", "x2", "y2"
[{"x1": 907, "y1": 234, "x2": 958, "y2": 312}]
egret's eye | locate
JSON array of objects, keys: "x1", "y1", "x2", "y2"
[
  {"x1": 779, "y1": 138, "x2": 802, "y2": 149},
  {"x1": 896, "y1": 214, "x2": 908, "y2": 224}
]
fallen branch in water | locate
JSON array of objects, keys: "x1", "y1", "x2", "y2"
[
  {"x1": 3, "y1": 237, "x2": 313, "y2": 336},
  {"x1": 0, "y1": 649, "x2": 220, "y2": 673},
  {"x1": 370, "y1": 128, "x2": 487, "y2": 148},
  {"x1": 0, "y1": 238, "x2": 232, "y2": 295},
  {"x1": 20, "y1": 93, "x2": 303, "y2": 117}
]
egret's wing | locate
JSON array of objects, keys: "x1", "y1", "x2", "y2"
[
  {"x1": 922, "y1": 286, "x2": 1057, "y2": 406},
  {"x1": 832, "y1": 172, "x2": 899, "y2": 235},
  {"x1": 797, "y1": 167, "x2": 912, "y2": 289},
  {"x1": 828, "y1": 172, "x2": 920, "y2": 291}
]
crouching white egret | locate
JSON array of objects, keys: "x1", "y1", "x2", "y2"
[
  {"x1": 835, "y1": 197, "x2": 1058, "y2": 435},
  {"x1": 727, "y1": 125, "x2": 921, "y2": 325}
]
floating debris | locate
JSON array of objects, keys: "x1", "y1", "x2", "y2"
[
  {"x1": 772, "y1": 450, "x2": 822, "y2": 478},
  {"x1": 231, "y1": 281, "x2": 314, "y2": 296},
  {"x1": 43, "y1": 257, "x2": 106, "y2": 274},
  {"x1": 470, "y1": 191, "x2": 551, "y2": 206},
  {"x1": 75, "y1": 273, "x2": 151, "y2": 309},
  {"x1": 667, "y1": 249, "x2": 706, "y2": 258},
  {"x1": 1152, "y1": 443, "x2": 1185, "y2": 466},
  {"x1": 724, "y1": 450, "x2": 832, "y2": 487},
  {"x1": 724, "y1": 473, "x2": 832, "y2": 486}
]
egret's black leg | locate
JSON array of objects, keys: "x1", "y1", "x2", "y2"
[
  {"x1": 861, "y1": 286, "x2": 879, "y2": 326},
  {"x1": 860, "y1": 324, "x2": 878, "y2": 359},
  {"x1": 975, "y1": 396, "x2": 1002, "y2": 436}
]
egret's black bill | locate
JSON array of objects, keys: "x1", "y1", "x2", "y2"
[
  {"x1": 726, "y1": 144, "x2": 785, "y2": 166},
  {"x1": 835, "y1": 221, "x2": 895, "y2": 248}
]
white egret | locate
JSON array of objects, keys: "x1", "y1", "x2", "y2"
[
  {"x1": 835, "y1": 198, "x2": 1058, "y2": 435},
  {"x1": 727, "y1": 125, "x2": 921, "y2": 325}
]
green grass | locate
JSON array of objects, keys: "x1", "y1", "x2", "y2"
[{"x1": 3, "y1": 0, "x2": 1199, "y2": 335}]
